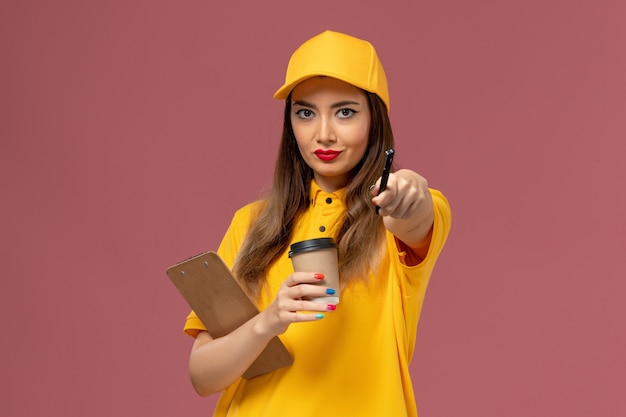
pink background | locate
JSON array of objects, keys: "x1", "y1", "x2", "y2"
[{"x1": 2, "y1": 1, "x2": 625, "y2": 415}]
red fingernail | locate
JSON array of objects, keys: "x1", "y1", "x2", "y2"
[
  {"x1": 327, "y1": 304, "x2": 336, "y2": 311},
  {"x1": 314, "y1": 273, "x2": 325, "y2": 280}
]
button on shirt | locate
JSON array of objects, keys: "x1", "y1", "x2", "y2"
[{"x1": 307, "y1": 181, "x2": 346, "y2": 238}]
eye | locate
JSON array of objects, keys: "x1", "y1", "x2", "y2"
[
  {"x1": 295, "y1": 109, "x2": 314, "y2": 119},
  {"x1": 337, "y1": 108, "x2": 357, "y2": 119}
]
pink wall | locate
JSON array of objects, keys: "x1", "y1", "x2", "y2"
[{"x1": 2, "y1": 1, "x2": 625, "y2": 415}]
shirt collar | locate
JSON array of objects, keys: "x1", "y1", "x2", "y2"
[{"x1": 309, "y1": 179, "x2": 347, "y2": 207}]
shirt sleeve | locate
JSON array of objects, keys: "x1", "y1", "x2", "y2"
[
  {"x1": 182, "y1": 203, "x2": 259, "y2": 338},
  {"x1": 390, "y1": 188, "x2": 452, "y2": 292}
]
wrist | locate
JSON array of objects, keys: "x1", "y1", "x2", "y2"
[{"x1": 251, "y1": 312, "x2": 278, "y2": 341}]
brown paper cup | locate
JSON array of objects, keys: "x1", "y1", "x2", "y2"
[{"x1": 288, "y1": 238, "x2": 339, "y2": 303}]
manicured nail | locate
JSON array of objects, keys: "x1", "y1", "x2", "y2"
[
  {"x1": 314, "y1": 273, "x2": 325, "y2": 280},
  {"x1": 315, "y1": 314, "x2": 325, "y2": 319},
  {"x1": 326, "y1": 288, "x2": 336, "y2": 295},
  {"x1": 327, "y1": 304, "x2": 336, "y2": 311},
  {"x1": 369, "y1": 183, "x2": 377, "y2": 191}
]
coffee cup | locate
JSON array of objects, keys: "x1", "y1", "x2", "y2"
[{"x1": 288, "y1": 237, "x2": 339, "y2": 304}]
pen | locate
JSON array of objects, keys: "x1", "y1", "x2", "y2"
[{"x1": 376, "y1": 148, "x2": 395, "y2": 214}]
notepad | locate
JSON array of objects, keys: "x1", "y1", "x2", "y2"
[{"x1": 167, "y1": 252, "x2": 293, "y2": 378}]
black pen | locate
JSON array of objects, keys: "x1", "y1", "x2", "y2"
[{"x1": 376, "y1": 148, "x2": 395, "y2": 214}]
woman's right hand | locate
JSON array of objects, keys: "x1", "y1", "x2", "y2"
[{"x1": 255, "y1": 272, "x2": 337, "y2": 337}]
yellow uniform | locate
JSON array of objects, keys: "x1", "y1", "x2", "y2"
[{"x1": 184, "y1": 180, "x2": 452, "y2": 416}]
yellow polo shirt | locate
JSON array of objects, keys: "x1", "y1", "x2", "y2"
[{"x1": 184, "y1": 180, "x2": 451, "y2": 417}]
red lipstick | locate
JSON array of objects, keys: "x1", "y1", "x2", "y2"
[{"x1": 314, "y1": 149, "x2": 342, "y2": 161}]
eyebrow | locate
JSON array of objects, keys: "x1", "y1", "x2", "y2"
[{"x1": 292, "y1": 100, "x2": 362, "y2": 110}]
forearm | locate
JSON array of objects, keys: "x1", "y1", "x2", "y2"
[
  {"x1": 189, "y1": 314, "x2": 274, "y2": 396},
  {"x1": 384, "y1": 189, "x2": 434, "y2": 249},
  {"x1": 372, "y1": 169, "x2": 435, "y2": 250},
  {"x1": 188, "y1": 272, "x2": 333, "y2": 396}
]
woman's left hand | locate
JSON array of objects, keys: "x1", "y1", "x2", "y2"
[{"x1": 370, "y1": 169, "x2": 434, "y2": 248}]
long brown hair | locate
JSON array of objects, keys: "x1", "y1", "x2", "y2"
[{"x1": 233, "y1": 91, "x2": 395, "y2": 299}]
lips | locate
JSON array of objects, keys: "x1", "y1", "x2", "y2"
[{"x1": 314, "y1": 150, "x2": 342, "y2": 161}]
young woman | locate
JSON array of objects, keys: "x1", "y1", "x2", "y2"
[{"x1": 183, "y1": 30, "x2": 452, "y2": 417}]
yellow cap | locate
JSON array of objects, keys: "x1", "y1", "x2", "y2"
[{"x1": 274, "y1": 30, "x2": 390, "y2": 112}]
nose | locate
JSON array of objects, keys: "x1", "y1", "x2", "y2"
[{"x1": 316, "y1": 116, "x2": 337, "y2": 144}]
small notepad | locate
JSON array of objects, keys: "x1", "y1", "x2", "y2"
[{"x1": 167, "y1": 252, "x2": 293, "y2": 378}]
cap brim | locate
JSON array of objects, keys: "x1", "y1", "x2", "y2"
[{"x1": 274, "y1": 73, "x2": 371, "y2": 101}]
